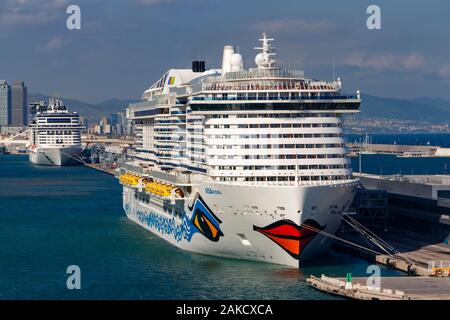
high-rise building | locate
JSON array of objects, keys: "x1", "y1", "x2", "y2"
[
  {"x1": 117, "y1": 112, "x2": 126, "y2": 136},
  {"x1": 0, "y1": 80, "x2": 11, "y2": 126},
  {"x1": 80, "y1": 116, "x2": 89, "y2": 133},
  {"x1": 107, "y1": 112, "x2": 127, "y2": 137},
  {"x1": 11, "y1": 81, "x2": 28, "y2": 126},
  {"x1": 109, "y1": 113, "x2": 119, "y2": 127},
  {"x1": 109, "y1": 113, "x2": 119, "y2": 136},
  {"x1": 100, "y1": 116, "x2": 109, "y2": 135}
]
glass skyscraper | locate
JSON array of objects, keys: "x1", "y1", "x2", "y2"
[
  {"x1": 0, "y1": 80, "x2": 11, "y2": 126},
  {"x1": 11, "y1": 81, "x2": 28, "y2": 126}
]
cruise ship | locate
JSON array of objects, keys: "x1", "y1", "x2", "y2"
[
  {"x1": 119, "y1": 34, "x2": 361, "y2": 267},
  {"x1": 28, "y1": 99, "x2": 83, "y2": 166}
]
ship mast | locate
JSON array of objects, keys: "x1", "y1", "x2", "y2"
[{"x1": 254, "y1": 32, "x2": 277, "y2": 69}]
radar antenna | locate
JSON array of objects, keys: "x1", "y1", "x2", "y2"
[{"x1": 254, "y1": 32, "x2": 276, "y2": 69}]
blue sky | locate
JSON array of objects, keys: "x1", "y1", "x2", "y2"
[{"x1": 0, "y1": 0, "x2": 449, "y2": 103}]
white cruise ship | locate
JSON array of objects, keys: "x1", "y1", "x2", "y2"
[
  {"x1": 28, "y1": 99, "x2": 83, "y2": 166},
  {"x1": 119, "y1": 34, "x2": 361, "y2": 267}
]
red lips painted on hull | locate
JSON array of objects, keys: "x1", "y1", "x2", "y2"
[{"x1": 253, "y1": 219, "x2": 325, "y2": 259}]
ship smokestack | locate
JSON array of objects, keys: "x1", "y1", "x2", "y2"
[
  {"x1": 221, "y1": 45, "x2": 235, "y2": 75},
  {"x1": 192, "y1": 60, "x2": 206, "y2": 73}
]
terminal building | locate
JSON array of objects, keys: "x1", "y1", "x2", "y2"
[{"x1": 355, "y1": 173, "x2": 450, "y2": 240}]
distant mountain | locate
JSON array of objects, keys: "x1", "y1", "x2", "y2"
[
  {"x1": 93, "y1": 98, "x2": 142, "y2": 114},
  {"x1": 412, "y1": 97, "x2": 450, "y2": 112},
  {"x1": 358, "y1": 94, "x2": 450, "y2": 123},
  {"x1": 28, "y1": 93, "x2": 139, "y2": 122}
]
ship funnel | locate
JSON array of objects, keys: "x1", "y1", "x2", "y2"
[
  {"x1": 221, "y1": 45, "x2": 235, "y2": 74},
  {"x1": 192, "y1": 60, "x2": 206, "y2": 73}
]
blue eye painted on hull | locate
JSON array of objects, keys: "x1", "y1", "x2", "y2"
[{"x1": 188, "y1": 193, "x2": 223, "y2": 242}]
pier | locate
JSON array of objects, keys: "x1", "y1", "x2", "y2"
[
  {"x1": 335, "y1": 172, "x2": 450, "y2": 276},
  {"x1": 316, "y1": 170, "x2": 450, "y2": 299},
  {"x1": 307, "y1": 275, "x2": 450, "y2": 300},
  {"x1": 349, "y1": 143, "x2": 450, "y2": 157},
  {"x1": 333, "y1": 229, "x2": 450, "y2": 276}
]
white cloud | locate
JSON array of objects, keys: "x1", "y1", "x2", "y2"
[
  {"x1": 344, "y1": 52, "x2": 426, "y2": 71},
  {"x1": 252, "y1": 18, "x2": 333, "y2": 34},
  {"x1": 0, "y1": 11, "x2": 51, "y2": 26},
  {"x1": 138, "y1": 0, "x2": 176, "y2": 5},
  {"x1": 36, "y1": 36, "x2": 67, "y2": 52},
  {"x1": 343, "y1": 51, "x2": 450, "y2": 81},
  {"x1": 402, "y1": 53, "x2": 426, "y2": 70},
  {"x1": 45, "y1": 36, "x2": 65, "y2": 50},
  {"x1": 438, "y1": 64, "x2": 450, "y2": 77},
  {"x1": 0, "y1": 0, "x2": 69, "y2": 26},
  {"x1": 6, "y1": 0, "x2": 68, "y2": 7},
  {"x1": 51, "y1": 0, "x2": 69, "y2": 8}
]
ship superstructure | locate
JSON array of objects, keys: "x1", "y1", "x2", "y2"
[
  {"x1": 28, "y1": 99, "x2": 83, "y2": 166},
  {"x1": 119, "y1": 34, "x2": 361, "y2": 267}
]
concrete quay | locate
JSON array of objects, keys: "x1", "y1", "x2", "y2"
[
  {"x1": 333, "y1": 228, "x2": 450, "y2": 277},
  {"x1": 348, "y1": 143, "x2": 450, "y2": 156},
  {"x1": 307, "y1": 275, "x2": 450, "y2": 300}
]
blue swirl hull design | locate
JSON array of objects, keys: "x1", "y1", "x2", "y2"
[{"x1": 124, "y1": 192, "x2": 223, "y2": 244}]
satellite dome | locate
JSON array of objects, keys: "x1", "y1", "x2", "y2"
[
  {"x1": 255, "y1": 53, "x2": 266, "y2": 67},
  {"x1": 230, "y1": 53, "x2": 244, "y2": 71}
]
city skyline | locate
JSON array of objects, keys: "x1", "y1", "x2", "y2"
[
  {"x1": 0, "y1": 0, "x2": 449, "y2": 103},
  {"x1": 0, "y1": 80, "x2": 28, "y2": 128}
]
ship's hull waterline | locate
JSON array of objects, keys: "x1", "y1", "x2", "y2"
[
  {"x1": 123, "y1": 180, "x2": 358, "y2": 267},
  {"x1": 29, "y1": 146, "x2": 83, "y2": 166}
]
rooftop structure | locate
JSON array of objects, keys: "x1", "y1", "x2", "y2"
[
  {"x1": 356, "y1": 173, "x2": 450, "y2": 239},
  {"x1": 356, "y1": 173, "x2": 450, "y2": 200}
]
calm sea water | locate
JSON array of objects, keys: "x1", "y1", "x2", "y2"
[
  {"x1": 346, "y1": 133, "x2": 450, "y2": 175},
  {"x1": 0, "y1": 155, "x2": 406, "y2": 300},
  {"x1": 351, "y1": 153, "x2": 450, "y2": 175}
]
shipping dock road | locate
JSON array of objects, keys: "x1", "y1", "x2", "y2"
[
  {"x1": 333, "y1": 229, "x2": 450, "y2": 276},
  {"x1": 308, "y1": 275, "x2": 450, "y2": 300},
  {"x1": 334, "y1": 173, "x2": 450, "y2": 276}
]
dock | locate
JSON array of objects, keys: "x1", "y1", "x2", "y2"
[
  {"x1": 308, "y1": 275, "x2": 450, "y2": 300},
  {"x1": 338, "y1": 172, "x2": 450, "y2": 276},
  {"x1": 348, "y1": 143, "x2": 450, "y2": 157},
  {"x1": 333, "y1": 228, "x2": 450, "y2": 276}
]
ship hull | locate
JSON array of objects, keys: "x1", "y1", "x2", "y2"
[
  {"x1": 29, "y1": 146, "x2": 83, "y2": 166},
  {"x1": 122, "y1": 180, "x2": 358, "y2": 267}
]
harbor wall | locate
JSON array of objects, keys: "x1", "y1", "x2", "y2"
[
  {"x1": 349, "y1": 143, "x2": 438, "y2": 154},
  {"x1": 435, "y1": 148, "x2": 450, "y2": 157}
]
